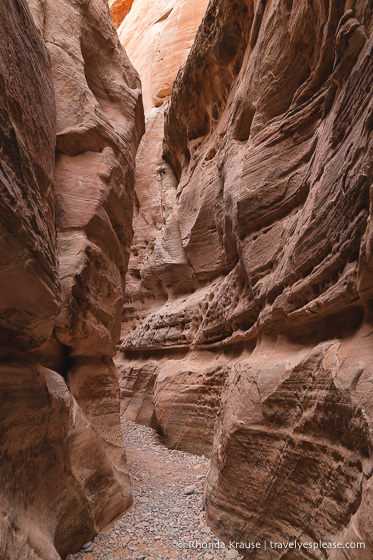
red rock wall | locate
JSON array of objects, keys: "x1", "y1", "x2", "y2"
[
  {"x1": 109, "y1": 0, "x2": 134, "y2": 29},
  {"x1": 114, "y1": 0, "x2": 210, "y2": 432},
  {"x1": 118, "y1": 0, "x2": 373, "y2": 555},
  {"x1": 0, "y1": 0, "x2": 144, "y2": 558}
]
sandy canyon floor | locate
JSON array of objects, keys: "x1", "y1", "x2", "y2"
[{"x1": 71, "y1": 420, "x2": 242, "y2": 560}]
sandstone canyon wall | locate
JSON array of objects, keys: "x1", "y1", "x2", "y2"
[
  {"x1": 113, "y1": 0, "x2": 210, "y2": 425},
  {"x1": 116, "y1": 0, "x2": 373, "y2": 557},
  {"x1": 117, "y1": 0, "x2": 210, "y2": 111},
  {"x1": 0, "y1": 0, "x2": 144, "y2": 558}
]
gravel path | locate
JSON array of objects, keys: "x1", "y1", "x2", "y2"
[{"x1": 71, "y1": 419, "x2": 242, "y2": 560}]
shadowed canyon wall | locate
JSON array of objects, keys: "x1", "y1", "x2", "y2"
[
  {"x1": 0, "y1": 0, "x2": 144, "y2": 558},
  {"x1": 116, "y1": 0, "x2": 373, "y2": 557},
  {"x1": 2, "y1": 0, "x2": 373, "y2": 557}
]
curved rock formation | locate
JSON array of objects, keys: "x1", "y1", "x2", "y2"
[
  {"x1": 118, "y1": 0, "x2": 373, "y2": 556},
  {"x1": 118, "y1": 0, "x2": 210, "y2": 111},
  {"x1": 115, "y1": 0, "x2": 210, "y2": 347},
  {"x1": 115, "y1": 0, "x2": 210, "y2": 433},
  {"x1": 0, "y1": 0, "x2": 144, "y2": 558}
]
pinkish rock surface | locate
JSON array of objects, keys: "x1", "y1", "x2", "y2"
[
  {"x1": 115, "y1": 0, "x2": 210, "y2": 347},
  {"x1": 117, "y1": 0, "x2": 373, "y2": 556},
  {"x1": 0, "y1": 0, "x2": 60, "y2": 356},
  {"x1": 2, "y1": 0, "x2": 373, "y2": 556},
  {"x1": 115, "y1": 0, "x2": 211, "y2": 445},
  {"x1": 0, "y1": 0, "x2": 144, "y2": 558},
  {"x1": 118, "y1": 0, "x2": 210, "y2": 112}
]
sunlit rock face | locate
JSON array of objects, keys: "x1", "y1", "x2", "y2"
[
  {"x1": 30, "y1": 0, "x2": 144, "y2": 534},
  {"x1": 109, "y1": 0, "x2": 134, "y2": 29},
  {"x1": 118, "y1": 0, "x2": 373, "y2": 555},
  {"x1": 115, "y1": 0, "x2": 210, "y2": 344},
  {"x1": 118, "y1": 0, "x2": 210, "y2": 111},
  {"x1": 0, "y1": 0, "x2": 144, "y2": 558}
]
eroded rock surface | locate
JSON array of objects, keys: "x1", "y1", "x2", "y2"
[
  {"x1": 115, "y1": 0, "x2": 211, "y2": 446},
  {"x1": 118, "y1": 0, "x2": 373, "y2": 556},
  {"x1": 0, "y1": 0, "x2": 60, "y2": 356},
  {"x1": 72, "y1": 419, "x2": 239, "y2": 560},
  {"x1": 118, "y1": 0, "x2": 210, "y2": 111},
  {"x1": 31, "y1": 0, "x2": 143, "y2": 535},
  {"x1": 0, "y1": 0, "x2": 144, "y2": 558},
  {"x1": 115, "y1": 0, "x2": 210, "y2": 346}
]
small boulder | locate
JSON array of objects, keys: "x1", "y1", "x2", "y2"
[
  {"x1": 82, "y1": 542, "x2": 94, "y2": 553},
  {"x1": 183, "y1": 485, "x2": 196, "y2": 495}
]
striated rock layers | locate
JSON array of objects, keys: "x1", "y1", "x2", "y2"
[
  {"x1": 115, "y1": 0, "x2": 210, "y2": 433},
  {"x1": 115, "y1": 0, "x2": 210, "y2": 356},
  {"x1": 117, "y1": 0, "x2": 211, "y2": 111},
  {"x1": 0, "y1": 0, "x2": 143, "y2": 558},
  {"x1": 117, "y1": 0, "x2": 373, "y2": 557}
]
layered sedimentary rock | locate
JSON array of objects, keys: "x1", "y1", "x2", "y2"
[
  {"x1": 0, "y1": 363, "x2": 129, "y2": 560},
  {"x1": 37, "y1": 0, "x2": 143, "y2": 519},
  {"x1": 118, "y1": 0, "x2": 210, "y2": 111},
  {"x1": 0, "y1": 0, "x2": 143, "y2": 558},
  {"x1": 0, "y1": 0, "x2": 59, "y2": 356},
  {"x1": 116, "y1": 0, "x2": 210, "y2": 338},
  {"x1": 118, "y1": 0, "x2": 373, "y2": 556},
  {"x1": 31, "y1": 0, "x2": 144, "y2": 529},
  {"x1": 116, "y1": 349, "x2": 230, "y2": 455},
  {"x1": 115, "y1": 0, "x2": 210, "y2": 437}
]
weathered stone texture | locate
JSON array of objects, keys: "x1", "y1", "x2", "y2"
[
  {"x1": 32, "y1": 0, "x2": 144, "y2": 362},
  {"x1": 0, "y1": 0, "x2": 144, "y2": 558},
  {"x1": 115, "y1": 357, "x2": 158, "y2": 425},
  {"x1": 118, "y1": 0, "x2": 373, "y2": 556},
  {"x1": 0, "y1": 363, "x2": 126, "y2": 560},
  {"x1": 116, "y1": 0, "x2": 212, "y2": 448},
  {"x1": 42, "y1": 0, "x2": 145, "y2": 539},
  {"x1": 116, "y1": 0, "x2": 210, "y2": 355},
  {"x1": 154, "y1": 356, "x2": 230, "y2": 456},
  {"x1": 0, "y1": 0, "x2": 60, "y2": 355},
  {"x1": 118, "y1": 0, "x2": 210, "y2": 112}
]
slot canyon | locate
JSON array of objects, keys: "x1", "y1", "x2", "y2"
[{"x1": 0, "y1": 0, "x2": 372, "y2": 559}]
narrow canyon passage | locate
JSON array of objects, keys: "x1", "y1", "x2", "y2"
[
  {"x1": 1, "y1": 0, "x2": 372, "y2": 559},
  {"x1": 71, "y1": 420, "x2": 241, "y2": 560}
]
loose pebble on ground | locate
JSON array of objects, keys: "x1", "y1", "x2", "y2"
[{"x1": 71, "y1": 419, "x2": 242, "y2": 560}]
